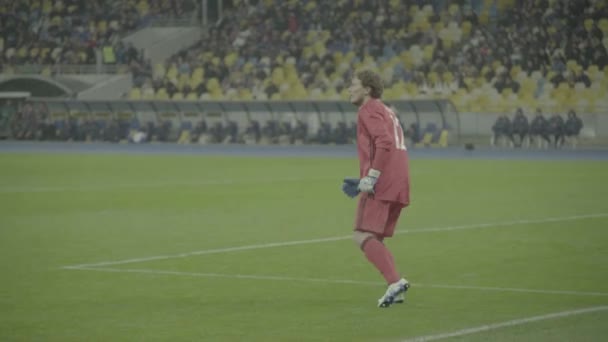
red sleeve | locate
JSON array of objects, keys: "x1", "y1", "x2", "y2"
[{"x1": 360, "y1": 106, "x2": 393, "y2": 173}]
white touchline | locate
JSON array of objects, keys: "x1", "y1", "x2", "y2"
[
  {"x1": 401, "y1": 306, "x2": 608, "y2": 342},
  {"x1": 65, "y1": 267, "x2": 608, "y2": 297},
  {"x1": 412, "y1": 283, "x2": 608, "y2": 297},
  {"x1": 62, "y1": 213, "x2": 608, "y2": 269},
  {"x1": 0, "y1": 176, "x2": 336, "y2": 193}
]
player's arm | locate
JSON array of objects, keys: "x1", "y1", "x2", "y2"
[{"x1": 358, "y1": 109, "x2": 394, "y2": 193}]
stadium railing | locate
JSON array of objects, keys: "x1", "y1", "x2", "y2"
[
  {"x1": 28, "y1": 98, "x2": 460, "y2": 143},
  {"x1": 5, "y1": 64, "x2": 125, "y2": 75}
]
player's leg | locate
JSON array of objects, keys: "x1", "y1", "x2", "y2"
[
  {"x1": 352, "y1": 231, "x2": 400, "y2": 285},
  {"x1": 377, "y1": 202, "x2": 410, "y2": 306},
  {"x1": 354, "y1": 196, "x2": 400, "y2": 280},
  {"x1": 353, "y1": 197, "x2": 408, "y2": 307}
]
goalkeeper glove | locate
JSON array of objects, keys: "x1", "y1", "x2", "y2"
[
  {"x1": 357, "y1": 169, "x2": 380, "y2": 194},
  {"x1": 342, "y1": 178, "x2": 360, "y2": 198}
]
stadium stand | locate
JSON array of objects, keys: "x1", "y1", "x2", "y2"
[
  {"x1": 129, "y1": 0, "x2": 608, "y2": 114},
  {"x1": 3, "y1": 0, "x2": 608, "y2": 146},
  {"x1": 0, "y1": 0, "x2": 196, "y2": 76}
]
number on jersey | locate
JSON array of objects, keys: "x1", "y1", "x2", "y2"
[{"x1": 385, "y1": 106, "x2": 407, "y2": 150}]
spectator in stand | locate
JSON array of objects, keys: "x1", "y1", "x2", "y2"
[
  {"x1": 491, "y1": 114, "x2": 514, "y2": 147},
  {"x1": 530, "y1": 108, "x2": 551, "y2": 148},
  {"x1": 564, "y1": 109, "x2": 583, "y2": 148},
  {"x1": 548, "y1": 112, "x2": 566, "y2": 148},
  {"x1": 511, "y1": 108, "x2": 529, "y2": 148}
]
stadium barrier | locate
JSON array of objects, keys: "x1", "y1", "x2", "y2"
[
  {"x1": 2, "y1": 64, "x2": 126, "y2": 75},
  {"x1": 25, "y1": 98, "x2": 459, "y2": 146}
]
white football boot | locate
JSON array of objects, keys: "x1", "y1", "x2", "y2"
[{"x1": 377, "y1": 278, "x2": 410, "y2": 308}]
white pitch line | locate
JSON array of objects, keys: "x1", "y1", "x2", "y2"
[
  {"x1": 414, "y1": 283, "x2": 608, "y2": 297},
  {"x1": 62, "y1": 213, "x2": 608, "y2": 269},
  {"x1": 0, "y1": 176, "x2": 337, "y2": 194},
  {"x1": 401, "y1": 306, "x2": 608, "y2": 342},
  {"x1": 65, "y1": 267, "x2": 608, "y2": 297}
]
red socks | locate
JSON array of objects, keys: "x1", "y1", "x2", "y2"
[{"x1": 361, "y1": 237, "x2": 400, "y2": 284}]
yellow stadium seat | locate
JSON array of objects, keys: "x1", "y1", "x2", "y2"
[
  {"x1": 304, "y1": 1, "x2": 316, "y2": 11},
  {"x1": 389, "y1": 0, "x2": 401, "y2": 10},
  {"x1": 192, "y1": 67, "x2": 204, "y2": 79},
  {"x1": 238, "y1": 89, "x2": 253, "y2": 100},
  {"x1": 587, "y1": 64, "x2": 599, "y2": 79},
  {"x1": 443, "y1": 39, "x2": 454, "y2": 49},
  {"x1": 41, "y1": 66, "x2": 51, "y2": 77},
  {"x1": 324, "y1": 88, "x2": 339, "y2": 100},
  {"x1": 129, "y1": 88, "x2": 141, "y2": 100},
  {"x1": 422, "y1": 4, "x2": 433, "y2": 15},
  {"x1": 166, "y1": 65, "x2": 178, "y2": 80},
  {"x1": 206, "y1": 78, "x2": 220, "y2": 92},
  {"x1": 17, "y1": 46, "x2": 28, "y2": 58},
  {"x1": 584, "y1": 18, "x2": 594, "y2": 31},
  {"x1": 479, "y1": 11, "x2": 489, "y2": 25},
  {"x1": 491, "y1": 60, "x2": 503, "y2": 71},
  {"x1": 427, "y1": 71, "x2": 439, "y2": 84},
  {"x1": 558, "y1": 82, "x2": 570, "y2": 92},
  {"x1": 138, "y1": 2, "x2": 150, "y2": 15},
  {"x1": 434, "y1": 22, "x2": 444, "y2": 32},
  {"x1": 418, "y1": 20, "x2": 431, "y2": 32},
  {"x1": 461, "y1": 21, "x2": 472, "y2": 37},
  {"x1": 153, "y1": 63, "x2": 166, "y2": 79},
  {"x1": 178, "y1": 74, "x2": 190, "y2": 90},
  {"x1": 510, "y1": 65, "x2": 522, "y2": 78},
  {"x1": 40, "y1": 47, "x2": 51, "y2": 59},
  {"x1": 448, "y1": 4, "x2": 459, "y2": 16},
  {"x1": 242, "y1": 62, "x2": 254, "y2": 75},
  {"x1": 431, "y1": 130, "x2": 449, "y2": 148},
  {"x1": 415, "y1": 132, "x2": 434, "y2": 148},
  {"x1": 188, "y1": 77, "x2": 201, "y2": 89},
  {"x1": 210, "y1": 88, "x2": 223, "y2": 100},
  {"x1": 29, "y1": 47, "x2": 39, "y2": 58},
  {"x1": 422, "y1": 45, "x2": 434, "y2": 62},
  {"x1": 42, "y1": 0, "x2": 52, "y2": 13},
  {"x1": 155, "y1": 88, "x2": 168, "y2": 100},
  {"x1": 97, "y1": 20, "x2": 107, "y2": 34},
  {"x1": 497, "y1": 0, "x2": 515, "y2": 10},
  {"x1": 224, "y1": 52, "x2": 238, "y2": 68},
  {"x1": 599, "y1": 18, "x2": 608, "y2": 34},
  {"x1": 140, "y1": 88, "x2": 154, "y2": 99},
  {"x1": 177, "y1": 131, "x2": 191, "y2": 144}
]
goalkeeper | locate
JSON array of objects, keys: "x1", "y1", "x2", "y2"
[{"x1": 342, "y1": 70, "x2": 411, "y2": 308}]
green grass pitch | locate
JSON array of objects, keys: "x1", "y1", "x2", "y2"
[{"x1": 1, "y1": 153, "x2": 607, "y2": 341}]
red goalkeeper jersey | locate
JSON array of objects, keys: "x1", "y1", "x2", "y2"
[{"x1": 356, "y1": 98, "x2": 410, "y2": 206}]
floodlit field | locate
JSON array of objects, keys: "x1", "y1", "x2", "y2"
[{"x1": 1, "y1": 151, "x2": 607, "y2": 341}]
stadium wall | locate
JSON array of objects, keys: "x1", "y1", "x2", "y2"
[
  {"x1": 76, "y1": 75, "x2": 133, "y2": 100},
  {"x1": 122, "y1": 27, "x2": 204, "y2": 64},
  {"x1": 26, "y1": 99, "x2": 608, "y2": 140}
]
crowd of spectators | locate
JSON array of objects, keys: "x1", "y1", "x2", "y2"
[
  {"x1": 1, "y1": 0, "x2": 196, "y2": 79},
  {"x1": 2, "y1": 0, "x2": 605, "y2": 147},
  {"x1": 133, "y1": 0, "x2": 607, "y2": 110}
]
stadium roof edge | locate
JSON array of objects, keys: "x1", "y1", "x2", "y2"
[{"x1": 0, "y1": 75, "x2": 75, "y2": 98}]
